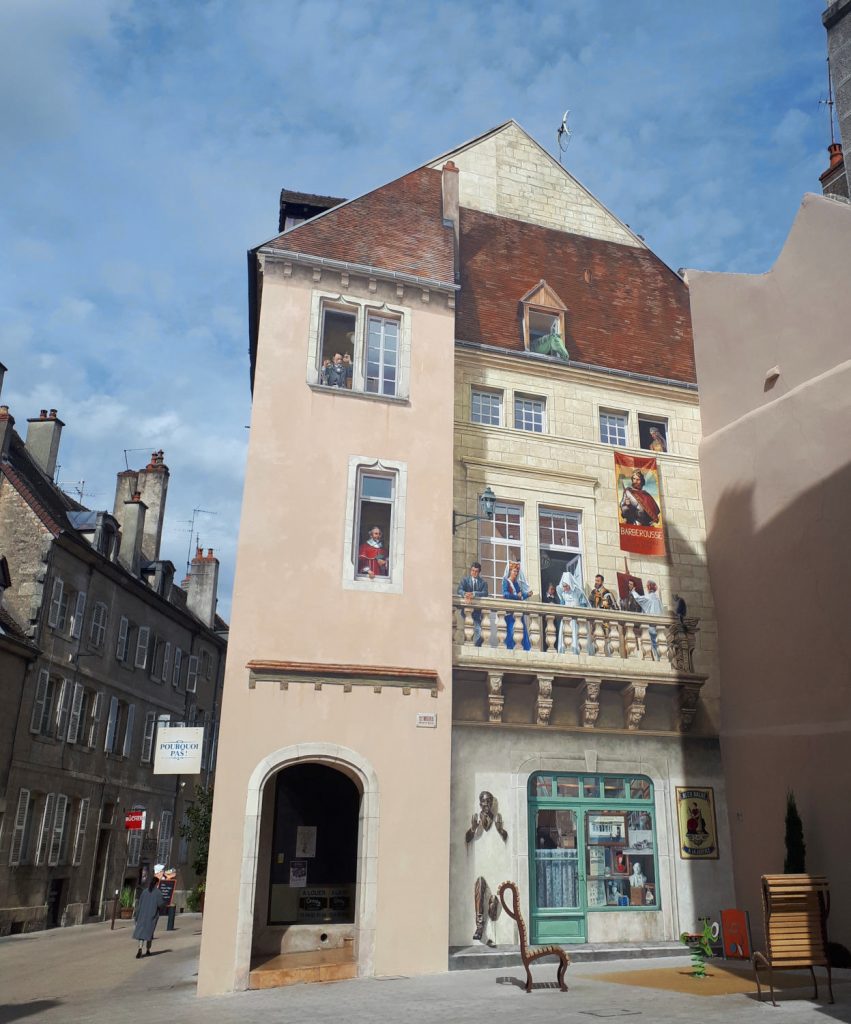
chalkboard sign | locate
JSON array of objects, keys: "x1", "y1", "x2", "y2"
[{"x1": 159, "y1": 878, "x2": 176, "y2": 909}]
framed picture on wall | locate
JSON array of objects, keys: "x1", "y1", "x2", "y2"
[
  {"x1": 587, "y1": 880, "x2": 607, "y2": 907},
  {"x1": 675, "y1": 786, "x2": 719, "y2": 859},
  {"x1": 587, "y1": 813, "x2": 628, "y2": 845}
]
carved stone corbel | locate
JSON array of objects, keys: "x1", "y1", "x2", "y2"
[
  {"x1": 677, "y1": 683, "x2": 702, "y2": 732},
  {"x1": 536, "y1": 675, "x2": 554, "y2": 726},
  {"x1": 487, "y1": 672, "x2": 504, "y2": 724},
  {"x1": 579, "y1": 679, "x2": 601, "y2": 729},
  {"x1": 622, "y1": 682, "x2": 648, "y2": 731}
]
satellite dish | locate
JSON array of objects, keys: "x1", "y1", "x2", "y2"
[{"x1": 557, "y1": 110, "x2": 572, "y2": 163}]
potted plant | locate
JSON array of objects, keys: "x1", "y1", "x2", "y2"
[{"x1": 119, "y1": 886, "x2": 135, "y2": 920}]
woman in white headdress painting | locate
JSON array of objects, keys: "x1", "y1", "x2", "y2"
[
  {"x1": 502, "y1": 561, "x2": 532, "y2": 650},
  {"x1": 557, "y1": 569, "x2": 590, "y2": 655}
]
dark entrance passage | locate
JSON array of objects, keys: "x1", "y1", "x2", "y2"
[{"x1": 267, "y1": 763, "x2": 359, "y2": 926}]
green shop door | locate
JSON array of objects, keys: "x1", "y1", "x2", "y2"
[{"x1": 529, "y1": 807, "x2": 586, "y2": 943}]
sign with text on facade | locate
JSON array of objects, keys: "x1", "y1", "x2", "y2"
[
  {"x1": 125, "y1": 810, "x2": 146, "y2": 830},
  {"x1": 153, "y1": 727, "x2": 204, "y2": 775},
  {"x1": 614, "y1": 452, "x2": 666, "y2": 557},
  {"x1": 416, "y1": 712, "x2": 437, "y2": 728}
]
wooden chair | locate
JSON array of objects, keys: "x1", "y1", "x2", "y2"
[
  {"x1": 752, "y1": 874, "x2": 833, "y2": 1006},
  {"x1": 496, "y1": 881, "x2": 569, "y2": 993}
]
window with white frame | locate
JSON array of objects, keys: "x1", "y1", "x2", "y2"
[
  {"x1": 116, "y1": 616, "x2": 129, "y2": 661},
  {"x1": 365, "y1": 314, "x2": 399, "y2": 396},
  {"x1": 65, "y1": 682, "x2": 86, "y2": 743},
  {"x1": 514, "y1": 394, "x2": 546, "y2": 433},
  {"x1": 135, "y1": 627, "x2": 150, "y2": 669},
  {"x1": 600, "y1": 410, "x2": 628, "y2": 446},
  {"x1": 35, "y1": 794, "x2": 56, "y2": 866},
  {"x1": 127, "y1": 809, "x2": 144, "y2": 867},
  {"x1": 317, "y1": 305, "x2": 356, "y2": 387},
  {"x1": 161, "y1": 642, "x2": 171, "y2": 683},
  {"x1": 477, "y1": 501, "x2": 523, "y2": 598},
  {"x1": 172, "y1": 647, "x2": 183, "y2": 688},
  {"x1": 141, "y1": 712, "x2": 157, "y2": 764},
  {"x1": 70, "y1": 591, "x2": 87, "y2": 639},
  {"x1": 48, "y1": 794, "x2": 69, "y2": 866},
  {"x1": 354, "y1": 471, "x2": 394, "y2": 580},
  {"x1": 71, "y1": 798, "x2": 90, "y2": 866},
  {"x1": 89, "y1": 602, "x2": 108, "y2": 648},
  {"x1": 87, "y1": 692, "x2": 103, "y2": 748},
  {"x1": 105, "y1": 697, "x2": 134, "y2": 756},
  {"x1": 186, "y1": 656, "x2": 199, "y2": 693},
  {"x1": 47, "y1": 578, "x2": 65, "y2": 629},
  {"x1": 538, "y1": 508, "x2": 584, "y2": 597},
  {"x1": 471, "y1": 388, "x2": 503, "y2": 426}
]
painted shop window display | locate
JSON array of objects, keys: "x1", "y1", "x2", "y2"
[
  {"x1": 638, "y1": 416, "x2": 668, "y2": 453},
  {"x1": 528, "y1": 772, "x2": 659, "y2": 943},
  {"x1": 354, "y1": 472, "x2": 393, "y2": 580}
]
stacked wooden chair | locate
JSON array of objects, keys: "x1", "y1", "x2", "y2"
[
  {"x1": 752, "y1": 874, "x2": 833, "y2": 1006},
  {"x1": 496, "y1": 881, "x2": 570, "y2": 993}
]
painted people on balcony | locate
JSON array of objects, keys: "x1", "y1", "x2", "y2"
[
  {"x1": 629, "y1": 579, "x2": 663, "y2": 658},
  {"x1": 357, "y1": 526, "x2": 388, "y2": 578},
  {"x1": 458, "y1": 561, "x2": 488, "y2": 647},
  {"x1": 542, "y1": 582, "x2": 560, "y2": 651},
  {"x1": 620, "y1": 470, "x2": 661, "y2": 526},
  {"x1": 320, "y1": 351, "x2": 353, "y2": 388},
  {"x1": 648, "y1": 426, "x2": 667, "y2": 453},
  {"x1": 502, "y1": 562, "x2": 532, "y2": 651},
  {"x1": 557, "y1": 570, "x2": 590, "y2": 655},
  {"x1": 590, "y1": 574, "x2": 618, "y2": 611}
]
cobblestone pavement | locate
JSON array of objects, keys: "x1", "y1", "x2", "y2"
[{"x1": 1, "y1": 917, "x2": 850, "y2": 1024}]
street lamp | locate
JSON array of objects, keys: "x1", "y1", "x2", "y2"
[{"x1": 452, "y1": 486, "x2": 496, "y2": 534}]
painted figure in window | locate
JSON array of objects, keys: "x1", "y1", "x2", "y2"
[
  {"x1": 543, "y1": 582, "x2": 559, "y2": 604},
  {"x1": 648, "y1": 426, "x2": 667, "y2": 452},
  {"x1": 502, "y1": 562, "x2": 532, "y2": 651},
  {"x1": 357, "y1": 526, "x2": 388, "y2": 579},
  {"x1": 590, "y1": 573, "x2": 618, "y2": 611},
  {"x1": 530, "y1": 317, "x2": 569, "y2": 361},
  {"x1": 458, "y1": 561, "x2": 488, "y2": 646},
  {"x1": 320, "y1": 352, "x2": 352, "y2": 388},
  {"x1": 630, "y1": 861, "x2": 646, "y2": 888},
  {"x1": 557, "y1": 570, "x2": 590, "y2": 655},
  {"x1": 620, "y1": 470, "x2": 661, "y2": 526},
  {"x1": 629, "y1": 579, "x2": 664, "y2": 659}
]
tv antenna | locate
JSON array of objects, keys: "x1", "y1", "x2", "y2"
[
  {"x1": 184, "y1": 507, "x2": 217, "y2": 575},
  {"x1": 819, "y1": 55, "x2": 837, "y2": 145},
  {"x1": 557, "y1": 110, "x2": 572, "y2": 164},
  {"x1": 122, "y1": 446, "x2": 161, "y2": 471}
]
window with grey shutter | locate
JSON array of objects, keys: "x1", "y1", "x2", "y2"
[
  {"x1": 187, "y1": 655, "x2": 199, "y2": 693},
  {"x1": 127, "y1": 821, "x2": 143, "y2": 866},
  {"x1": 116, "y1": 616, "x2": 129, "y2": 661},
  {"x1": 141, "y1": 712, "x2": 156, "y2": 763},
  {"x1": 104, "y1": 696, "x2": 119, "y2": 753},
  {"x1": 122, "y1": 704, "x2": 136, "y2": 758},
  {"x1": 35, "y1": 793, "x2": 56, "y2": 866},
  {"x1": 161, "y1": 642, "x2": 171, "y2": 683},
  {"x1": 135, "y1": 627, "x2": 150, "y2": 669},
  {"x1": 157, "y1": 810, "x2": 173, "y2": 864},
  {"x1": 88, "y1": 691, "x2": 103, "y2": 747},
  {"x1": 172, "y1": 647, "x2": 182, "y2": 687},
  {"x1": 66, "y1": 682, "x2": 85, "y2": 743},
  {"x1": 9, "y1": 789, "x2": 31, "y2": 866},
  {"x1": 48, "y1": 794, "x2": 69, "y2": 866},
  {"x1": 89, "y1": 602, "x2": 108, "y2": 647},
  {"x1": 72, "y1": 798, "x2": 90, "y2": 866},
  {"x1": 55, "y1": 679, "x2": 73, "y2": 738},
  {"x1": 70, "y1": 591, "x2": 87, "y2": 639},
  {"x1": 29, "y1": 669, "x2": 50, "y2": 734},
  {"x1": 47, "y1": 578, "x2": 64, "y2": 628}
]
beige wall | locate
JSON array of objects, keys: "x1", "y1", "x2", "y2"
[
  {"x1": 688, "y1": 193, "x2": 851, "y2": 948},
  {"x1": 198, "y1": 260, "x2": 456, "y2": 993}
]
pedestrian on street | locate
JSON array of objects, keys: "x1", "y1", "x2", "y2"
[{"x1": 133, "y1": 876, "x2": 165, "y2": 958}]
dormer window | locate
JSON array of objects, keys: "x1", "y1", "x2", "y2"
[{"x1": 519, "y1": 280, "x2": 569, "y2": 361}]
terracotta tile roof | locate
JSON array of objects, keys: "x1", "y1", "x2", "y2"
[
  {"x1": 265, "y1": 168, "x2": 455, "y2": 284},
  {"x1": 0, "y1": 605, "x2": 37, "y2": 651},
  {"x1": 456, "y1": 208, "x2": 696, "y2": 384}
]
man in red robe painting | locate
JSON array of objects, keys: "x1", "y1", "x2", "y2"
[
  {"x1": 620, "y1": 470, "x2": 661, "y2": 526},
  {"x1": 358, "y1": 525, "x2": 388, "y2": 578}
]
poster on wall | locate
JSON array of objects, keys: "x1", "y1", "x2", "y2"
[
  {"x1": 675, "y1": 787, "x2": 719, "y2": 859},
  {"x1": 295, "y1": 826, "x2": 317, "y2": 858},
  {"x1": 614, "y1": 452, "x2": 666, "y2": 557}
]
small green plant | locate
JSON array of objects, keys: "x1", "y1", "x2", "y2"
[
  {"x1": 185, "y1": 882, "x2": 205, "y2": 912},
  {"x1": 119, "y1": 886, "x2": 135, "y2": 910},
  {"x1": 680, "y1": 918, "x2": 714, "y2": 978},
  {"x1": 784, "y1": 790, "x2": 806, "y2": 874}
]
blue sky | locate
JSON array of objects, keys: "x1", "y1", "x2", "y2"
[{"x1": 0, "y1": 1, "x2": 833, "y2": 618}]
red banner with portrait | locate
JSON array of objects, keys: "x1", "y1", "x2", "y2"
[{"x1": 614, "y1": 452, "x2": 666, "y2": 557}]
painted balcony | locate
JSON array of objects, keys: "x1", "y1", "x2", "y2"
[{"x1": 452, "y1": 596, "x2": 705, "y2": 733}]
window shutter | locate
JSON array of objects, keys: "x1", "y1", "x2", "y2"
[
  {"x1": 30, "y1": 669, "x2": 50, "y2": 734},
  {"x1": 70, "y1": 591, "x2": 87, "y2": 639},
  {"x1": 116, "y1": 616, "x2": 129, "y2": 661},
  {"x1": 157, "y1": 811, "x2": 173, "y2": 864},
  {"x1": 89, "y1": 691, "x2": 103, "y2": 747},
  {"x1": 161, "y1": 642, "x2": 171, "y2": 683},
  {"x1": 48, "y1": 579, "x2": 64, "y2": 628},
  {"x1": 127, "y1": 828, "x2": 143, "y2": 867},
  {"x1": 9, "y1": 789, "x2": 31, "y2": 866},
  {"x1": 48, "y1": 795, "x2": 69, "y2": 866},
  {"x1": 66, "y1": 682, "x2": 85, "y2": 743},
  {"x1": 104, "y1": 696, "x2": 119, "y2": 753},
  {"x1": 187, "y1": 655, "x2": 199, "y2": 693},
  {"x1": 122, "y1": 704, "x2": 136, "y2": 757},
  {"x1": 55, "y1": 679, "x2": 73, "y2": 738},
  {"x1": 135, "y1": 627, "x2": 150, "y2": 669},
  {"x1": 172, "y1": 647, "x2": 182, "y2": 687},
  {"x1": 36, "y1": 793, "x2": 56, "y2": 866},
  {"x1": 141, "y1": 712, "x2": 156, "y2": 763},
  {"x1": 72, "y1": 798, "x2": 90, "y2": 866}
]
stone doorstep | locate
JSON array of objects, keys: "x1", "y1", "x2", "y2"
[
  {"x1": 449, "y1": 941, "x2": 686, "y2": 972},
  {"x1": 248, "y1": 946, "x2": 357, "y2": 989}
]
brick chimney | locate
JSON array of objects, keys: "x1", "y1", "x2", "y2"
[
  {"x1": 0, "y1": 406, "x2": 15, "y2": 459},
  {"x1": 25, "y1": 408, "x2": 64, "y2": 480},
  {"x1": 820, "y1": 142, "x2": 848, "y2": 199},
  {"x1": 136, "y1": 450, "x2": 169, "y2": 561},
  {"x1": 118, "y1": 492, "x2": 147, "y2": 577},
  {"x1": 441, "y1": 160, "x2": 460, "y2": 278},
  {"x1": 183, "y1": 546, "x2": 219, "y2": 628}
]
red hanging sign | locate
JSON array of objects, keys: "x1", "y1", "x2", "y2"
[
  {"x1": 614, "y1": 452, "x2": 666, "y2": 557},
  {"x1": 124, "y1": 811, "x2": 145, "y2": 831}
]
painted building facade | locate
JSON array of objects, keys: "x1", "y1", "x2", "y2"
[{"x1": 200, "y1": 122, "x2": 734, "y2": 995}]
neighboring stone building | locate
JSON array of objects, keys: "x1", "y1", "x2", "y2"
[
  {"x1": 825, "y1": 0, "x2": 851, "y2": 197},
  {"x1": 0, "y1": 393, "x2": 228, "y2": 934},
  {"x1": 687, "y1": 192, "x2": 851, "y2": 950},
  {"x1": 200, "y1": 121, "x2": 733, "y2": 995}
]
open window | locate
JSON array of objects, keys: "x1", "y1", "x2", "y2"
[
  {"x1": 354, "y1": 472, "x2": 394, "y2": 580},
  {"x1": 519, "y1": 280, "x2": 568, "y2": 359},
  {"x1": 344, "y1": 456, "x2": 407, "y2": 592},
  {"x1": 638, "y1": 416, "x2": 668, "y2": 453},
  {"x1": 318, "y1": 306, "x2": 356, "y2": 388}
]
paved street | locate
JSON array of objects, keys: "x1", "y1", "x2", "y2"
[{"x1": 1, "y1": 917, "x2": 850, "y2": 1024}]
